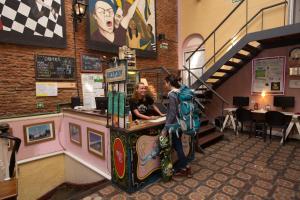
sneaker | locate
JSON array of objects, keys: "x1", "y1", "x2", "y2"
[
  {"x1": 173, "y1": 169, "x2": 188, "y2": 177},
  {"x1": 186, "y1": 166, "x2": 192, "y2": 178}
]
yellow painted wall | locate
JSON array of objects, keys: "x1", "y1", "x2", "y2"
[
  {"x1": 17, "y1": 154, "x2": 105, "y2": 200},
  {"x1": 180, "y1": 0, "x2": 287, "y2": 66},
  {"x1": 18, "y1": 154, "x2": 65, "y2": 200}
]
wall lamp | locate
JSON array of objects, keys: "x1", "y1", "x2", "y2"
[
  {"x1": 72, "y1": 0, "x2": 88, "y2": 31},
  {"x1": 72, "y1": 0, "x2": 88, "y2": 97}
]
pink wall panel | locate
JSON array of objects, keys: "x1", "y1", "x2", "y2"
[
  {"x1": 3, "y1": 114, "x2": 111, "y2": 177},
  {"x1": 6, "y1": 115, "x2": 64, "y2": 161},
  {"x1": 61, "y1": 116, "x2": 111, "y2": 176}
]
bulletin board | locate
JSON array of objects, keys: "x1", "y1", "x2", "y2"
[
  {"x1": 81, "y1": 74, "x2": 105, "y2": 109},
  {"x1": 251, "y1": 56, "x2": 286, "y2": 95}
]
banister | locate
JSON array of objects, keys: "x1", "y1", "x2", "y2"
[
  {"x1": 189, "y1": 0, "x2": 288, "y2": 71},
  {"x1": 186, "y1": 0, "x2": 246, "y2": 62},
  {"x1": 186, "y1": 0, "x2": 287, "y2": 64},
  {"x1": 182, "y1": 66, "x2": 229, "y2": 105}
]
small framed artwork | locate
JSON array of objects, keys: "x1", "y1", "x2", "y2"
[
  {"x1": 87, "y1": 128, "x2": 105, "y2": 159},
  {"x1": 23, "y1": 121, "x2": 55, "y2": 146},
  {"x1": 69, "y1": 123, "x2": 82, "y2": 146},
  {"x1": 81, "y1": 54, "x2": 102, "y2": 73}
]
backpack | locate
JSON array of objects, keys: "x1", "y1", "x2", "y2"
[{"x1": 167, "y1": 85, "x2": 201, "y2": 137}]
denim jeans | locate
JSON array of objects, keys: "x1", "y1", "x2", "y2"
[{"x1": 172, "y1": 131, "x2": 188, "y2": 172}]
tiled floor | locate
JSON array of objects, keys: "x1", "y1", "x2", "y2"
[{"x1": 82, "y1": 131, "x2": 300, "y2": 200}]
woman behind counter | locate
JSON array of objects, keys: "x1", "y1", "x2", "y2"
[{"x1": 129, "y1": 82, "x2": 165, "y2": 120}]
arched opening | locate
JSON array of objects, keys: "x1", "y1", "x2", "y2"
[{"x1": 181, "y1": 34, "x2": 205, "y2": 86}]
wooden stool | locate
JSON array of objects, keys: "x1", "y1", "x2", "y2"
[{"x1": 0, "y1": 178, "x2": 17, "y2": 200}]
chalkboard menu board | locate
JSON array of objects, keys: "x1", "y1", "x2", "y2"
[
  {"x1": 81, "y1": 54, "x2": 102, "y2": 72},
  {"x1": 35, "y1": 55, "x2": 76, "y2": 81}
]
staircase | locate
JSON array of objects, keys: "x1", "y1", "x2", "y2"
[
  {"x1": 182, "y1": 0, "x2": 300, "y2": 150},
  {"x1": 193, "y1": 23, "x2": 300, "y2": 90}
]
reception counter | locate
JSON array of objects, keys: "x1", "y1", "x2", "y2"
[{"x1": 110, "y1": 118, "x2": 194, "y2": 193}]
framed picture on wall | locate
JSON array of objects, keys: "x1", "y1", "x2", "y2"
[
  {"x1": 87, "y1": 0, "x2": 157, "y2": 58},
  {"x1": 23, "y1": 121, "x2": 55, "y2": 146},
  {"x1": 81, "y1": 54, "x2": 102, "y2": 73},
  {"x1": 251, "y1": 56, "x2": 286, "y2": 95},
  {"x1": 87, "y1": 128, "x2": 105, "y2": 159},
  {"x1": 69, "y1": 123, "x2": 82, "y2": 146},
  {"x1": 0, "y1": 1, "x2": 66, "y2": 48}
]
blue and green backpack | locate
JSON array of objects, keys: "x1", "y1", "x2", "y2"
[{"x1": 168, "y1": 85, "x2": 201, "y2": 137}]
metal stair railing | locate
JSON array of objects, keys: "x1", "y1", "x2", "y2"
[
  {"x1": 182, "y1": 66, "x2": 229, "y2": 122},
  {"x1": 184, "y1": 0, "x2": 288, "y2": 88},
  {"x1": 0, "y1": 123, "x2": 21, "y2": 180}
]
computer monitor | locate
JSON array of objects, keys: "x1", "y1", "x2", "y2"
[
  {"x1": 95, "y1": 97, "x2": 108, "y2": 113},
  {"x1": 71, "y1": 96, "x2": 80, "y2": 108},
  {"x1": 233, "y1": 96, "x2": 249, "y2": 107},
  {"x1": 273, "y1": 96, "x2": 295, "y2": 109}
]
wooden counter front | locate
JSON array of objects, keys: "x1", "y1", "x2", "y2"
[{"x1": 110, "y1": 117, "x2": 194, "y2": 193}]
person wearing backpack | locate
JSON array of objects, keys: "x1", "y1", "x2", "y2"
[{"x1": 161, "y1": 74, "x2": 192, "y2": 178}]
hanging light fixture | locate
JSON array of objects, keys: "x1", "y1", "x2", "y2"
[{"x1": 72, "y1": 0, "x2": 88, "y2": 31}]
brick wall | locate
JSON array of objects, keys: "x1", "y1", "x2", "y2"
[{"x1": 0, "y1": 0, "x2": 178, "y2": 117}]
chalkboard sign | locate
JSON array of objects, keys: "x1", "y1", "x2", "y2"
[
  {"x1": 81, "y1": 54, "x2": 102, "y2": 72},
  {"x1": 35, "y1": 55, "x2": 76, "y2": 81}
]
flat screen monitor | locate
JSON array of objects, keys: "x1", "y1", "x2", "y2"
[
  {"x1": 273, "y1": 96, "x2": 295, "y2": 109},
  {"x1": 233, "y1": 96, "x2": 249, "y2": 107},
  {"x1": 71, "y1": 96, "x2": 80, "y2": 108},
  {"x1": 95, "y1": 97, "x2": 108, "y2": 113}
]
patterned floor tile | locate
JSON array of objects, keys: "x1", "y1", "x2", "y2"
[
  {"x1": 275, "y1": 178, "x2": 295, "y2": 188},
  {"x1": 161, "y1": 192, "x2": 178, "y2": 200},
  {"x1": 188, "y1": 192, "x2": 206, "y2": 200},
  {"x1": 173, "y1": 185, "x2": 190, "y2": 195},
  {"x1": 250, "y1": 186, "x2": 269, "y2": 198},
  {"x1": 243, "y1": 194, "x2": 262, "y2": 200},
  {"x1": 98, "y1": 185, "x2": 116, "y2": 196},
  {"x1": 160, "y1": 180, "x2": 176, "y2": 188},
  {"x1": 183, "y1": 178, "x2": 199, "y2": 188},
  {"x1": 79, "y1": 131, "x2": 300, "y2": 200},
  {"x1": 236, "y1": 172, "x2": 252, "y2": 180},
  {"x1": 134, "y1": 192, "x2": 153, "y2": 200},
  {"x1": 196, "y1": 185, "x2": 213, "y2": 197},
  {"x1": 221, "y1": 167, "x2": 236, "y2": 175},
  {"x1": 222, "y1": 185, "x2": 239, "y2": 196},
  {"x1": 148, "y1": 185, "x2": 164, "y2": 196},
  {"x1": 110, "y1": 193, "x2": 127, "y2": 200},
  {"x1": 255, "y1": 180, "x2": 273, "y2": 190},
  {"x1": 229, "y1": 178, "x2": 245, "y2": 188},
  {"x1": 212, "y1": 192, "x2": 232, "y2": 200},
  {"x1": 213, "y1": 173, "x2": 229, "y2": 182},
  {"x1": 206, "y1": 179, "x2": 222, "y2": 189}
]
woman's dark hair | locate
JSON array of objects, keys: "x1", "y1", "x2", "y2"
[{"x1": 165, "y1": 74, "x2": 181, "y2": 89}]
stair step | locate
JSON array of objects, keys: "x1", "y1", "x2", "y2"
[
  {"x1": 218, "y1": 69, "x2": 233, "y2": 73},
  {"x1": 195, "y1": 87, "x2": 208, "y2": 90},
  {"x1": 198, "y1": 124, "x2": 215, "y2": 135},
  {"x1": 0, "y1": 179, "x2": 17, "y2": 200},
  {"x1": 233, "y1": 53, "x2": 251, "y2": 60},
  {"x1": 198, "y1": 132, "x2": 224, "y2": 146},
  {"x1": 225, "y1": 61, "x2": 242, "y2": 68},
  {"x1": 211, "y1": 75, "x2": 225, "y2": 79},
  {"x1": 242, "y1": 44, "x2": 261, "y2": 54},
  {"x1": 200, "y1": 118, "x2": 209, "y2": 126}
]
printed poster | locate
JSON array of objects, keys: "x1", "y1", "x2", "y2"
[{"x1": 251, "y1": 56, "x2": 285, "y2": 95}]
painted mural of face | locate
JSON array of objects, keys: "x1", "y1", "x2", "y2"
[
  {"x1": 114, "y1": 7, "x2": 123, "y2": 29},
  {"x1": 93, "y1": 1, "x2": 114, "y2": 33}
]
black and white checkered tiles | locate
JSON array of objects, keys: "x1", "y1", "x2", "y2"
[{"x1": 0, "y1": 0, "x2": 63, "y2": 38}]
